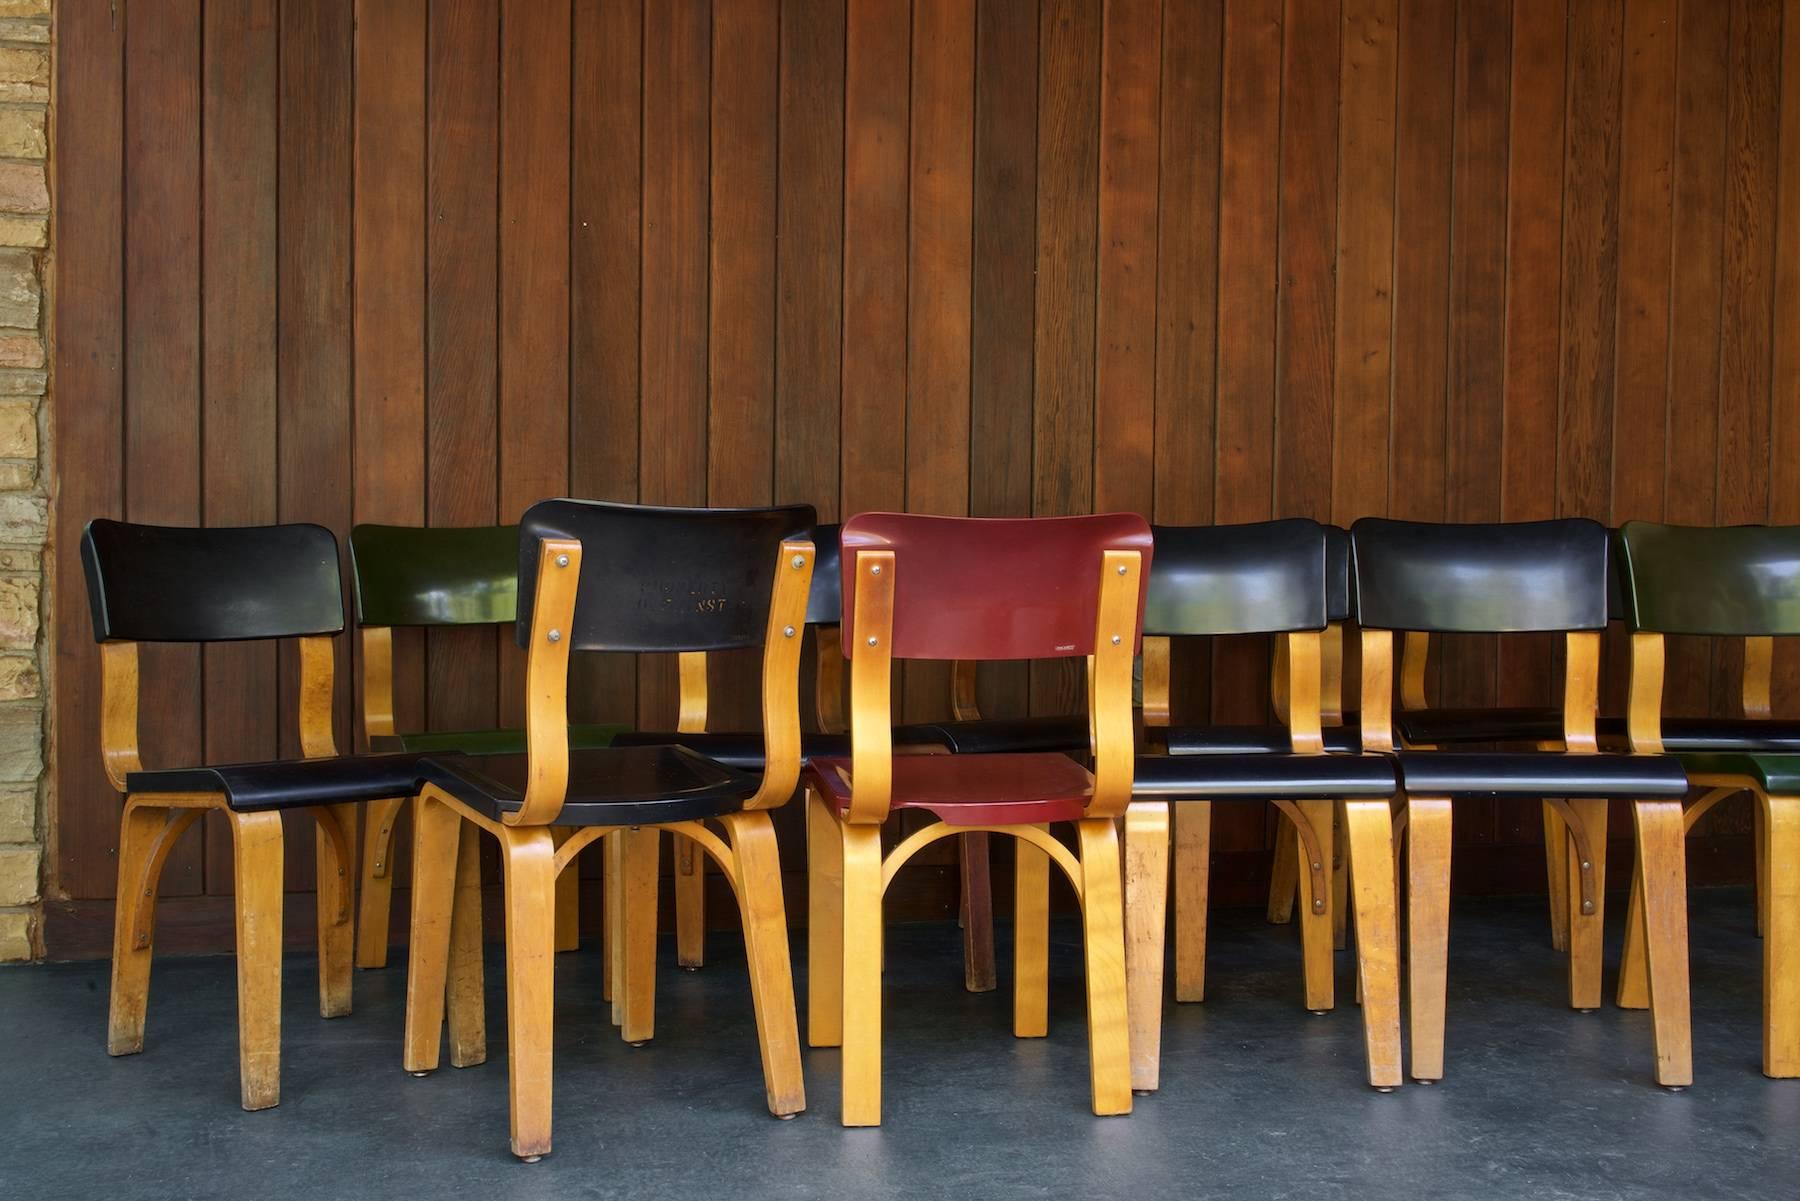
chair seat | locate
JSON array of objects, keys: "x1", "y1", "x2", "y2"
[
  {"x1": 420, "y1": 745, "x2": 760, "y2": 827},
  {"x1": 1393, "y1": 751, "x2": 1689, "y2": 799},
  {"x1": 127, "y1": 753, "x2": 435, "y2": 813},
  {"x1": 892, "y1": 715, "x2": 1089, "y2": 756},
  {"x1": 1678, "y1": 752, "x2": 1800, "y2": 796},
  {"x1": 1393, "y1": 707, "x2": 1569, "y2": 746},
  {"x1": 806, "y1": 752, "x2": 1093, "y2": 826},
  {"x1": 369, "y1": 722, "x2": 627, "y2": 756},
  {"x1": 1659, "y1": 719, "x2": 1800, "y2": 754},
  {"x1": 1162, "y1": 723, "x2": 1362, "y2": 755},
  {"x1": 610, "y1": 730, "x2": 853, "y2": 771},
  {"x1": 1134, "y1": 752, "x2": 1395, "y2": 799}
]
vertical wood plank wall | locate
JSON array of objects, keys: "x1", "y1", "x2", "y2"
[{"x1": 50, "y1": 0, "x2": 1800, "y2": 952}]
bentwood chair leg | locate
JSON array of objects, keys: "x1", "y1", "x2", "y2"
[
  {"x1": 1013, "y1": 828, "x2": 1050, "y2": 1039},
  {"x1": 403, "y1": 791, "x2": 462, "y2": 1074},
  {"x1": 1761, "y1": 795, "x2": 1800, "y2": 1077},
  {"x1": 553, "y1": 828, "x2": 580, "y2": 953},
  {"x1": 499, "y1": 825, "x2": 558, "y2": 1160},
  {"x1": 1294, "y1": 799, "x2": 1336, "y2": 1013},
  {"x1": 1406, "y1": 797, "x2": 1453, "y2": 1082},
  {"x1": 1544, "y1": 799, "x2": 1571, "y2": 953},
  {"x1": 840, "y1": 821, "x2": 886, "y2": 1126},
  {"x1": 1172, "y1": 801, "x2": 1211, "y2": 1002},
  {"x1": 724, "y1": 810, "x2": 806, "y2": 1116},
  {"x1": 354, "y1": 795, "x2": 407, "y2": 969},
  {"x1": 1123, "y1": 802, "x2": 1170, "y2": 1093},
  {"x1": 228, "y1": 809, "x2": 286, "y2": 1111},
  {"x1": 314, "y1": 804, "x2": 358, "y2": 1019},
  {"x1": 1267, "y1": 818, "x2": 1299, "y2": 924},
  {"x1": 446, "y1": 820, "x2": 488, "y2": 1068},
  {"x1": 108, "y1": 801, "x2": 179, "y2": 1057},
  {"x1": 960, "y1": 832, "x2": 998, "y2": 993},
  {"x1": 1076, "y1": 817, "x2": 1132, "y2": 1116},
  {"x1": 1755, "y1": 800, "x2": 1770, "y2": 940},
  {"x1": 1633, "y1": 799, "x2": 1693, "y2": 1087},
  {"x1": 675, "y1": 829, "x2": 706, "y2": 968},
  {"x1": 1563, "y1": 798, "x2": 1609, "y2": 1012},
  {"x1": 1342, "y1": 799, "x2": 1402, "y2": 1089},
  {"x1": 604, "y1": 831, "x2": 622, "y2": 1011},
  {"x1": 1617, "y1": 863, "x2": 1652, "y2": 1010},
  {"x1": 619, "y1": 825, "x2": 661, "y2": 1045},
  {"x1": 1333, "y1": 802, "x2": 1350, "y2": 951},
  {"x1": 805, "y1": 787, "x2": 845, "y2": 1048}
]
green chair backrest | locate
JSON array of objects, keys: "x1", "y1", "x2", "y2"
[
  {"x1": 349, "y1": 524, "x2": 518, "y2": 628},
  {"x1": 1617, "y1": 521, "x2": 1800, "y2": 636}
]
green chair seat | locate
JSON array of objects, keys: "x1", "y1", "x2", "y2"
[
  {"x1": 1678, "y1": 751, "x2": 1800, "y2": 797},
  {"x1": 370, "y1": 723, "x2": 628, "y2": 756}
]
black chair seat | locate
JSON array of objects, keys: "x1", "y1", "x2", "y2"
[
  {"x1": 1659, "y1": 719, "x2": 1800, "y2": 754},
  {"x1": 420, "y1": 745, "x2": 759, "y2": 826},
  {"x1": 609, "y1": 730, "x2": 855, "y2": 771},
  {"x1": 1133, "y1": 752, "x2": 1395, "y2": 799},
  {"x1": 1393, "y1": 751, "x2": 1688, "y2": 799},
  {"x1": 127, "y1": 753, "x2": 434, "y2": 813},
  {"x1": 1162, "y1": 723, "x2": 1362, "y2": 755},
  {"x1": 892, "y1": 715, "x2": 1087, "y2": 756},
  {"x1": 370, "y1": 723, "x2": 627, "y2": 756},
  {"x1": 1394, "y1": 707, "x2": 1570, "y2": 745}
]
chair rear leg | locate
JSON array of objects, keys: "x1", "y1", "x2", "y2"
[
  {"x1": 229, "y1": 809, "x2": 285, "y2": 1111},
  {"x1": 1762, "y1": 795, "x2": 1800, "y2": 1077},
  {"x1": 354, "y1": 796, "x2": 406, "y2": 969},
  {"x1": 313, "y1": 804, "x2": 357, "y2": 1019},
  {"x1": 725, "y1": 810, "x2": 805, "y2": 1116},
  {"x1": 1562, "y1": 797, "x2": 1608, "y2": 1012},
  {"x1": 1634, "y1": 799, "x2": 1693, "y2": 1087},
  {"x1": 619, "y1": 824, "x2": 661, "y2": 1045},
  {"x1": 1343, "y1": 799, "x2": 1402, "y2": 1089},
  {"x1": 1332, "y1": 801, "x2": 1350, "y2": 951},
  {"x1": 553, "y1": 827, "x2": 580, "y2": 953},
  {"x1": 840, "y1": 822, "x2": 885, "y2": 1127},
  {"x1": 1617, "y1": 855, "x2": 1652, "y2": 1010},
  {"x1": 1172, "y1": 801, "x2": 1211, "y2": 1002},
  {"x1": 1406, "y1": 797, "x2": 1452, "y2": 1082},
  {"x1": 1123, "y1": 802, "x2": 1170, "y2": 1093},
  {"x1": 1294, "y1": 799, "x2": 1336, "y2": 1012},
  {"x1": 108, "y1": 801, "x2": 196, "y2": 1056},
  {"x1": 675, "y1": 828, "x2": 706, "y2": 968},
  {"x1": 447, "y1": 819, "x2": 488, "y2": 1068},
  {"x1": 1267, "y1": 818, "x2": 1299, "y2": 924},
  {"x1": 402, "y1": 791, "x2": 462, "y2": 1074},
  {"x1": 959, "y1": 832, "x2": 998, "y2": 992},
  {"x1": 604, "y1": 830, "x2": 622, "y2": 1011},
  {"x1": 1076, "y1": 817, "x2": 1132, "y2": 1116},
  {"x1": 806, "y1": 787, "x2": 845, "y2": 1048},
  {"x1": 1013, "y1": 829, "x2": 1050, "y2": 1038},
  {"x1": 499, "y1": 826, "x2": 558, "y2": 1160},
  {"x1": 1544, "y1": 798, "x2": 1571, "y2": 953}
]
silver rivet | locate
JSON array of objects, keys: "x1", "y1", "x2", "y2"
[
  {"x1": 791, "y1": 554, "x2": 805, "y2": 569},
  {"x1": 1118, "y1": 564, "x2": 1128, "y2": 575},
  {"x1": 555, "y1": 554, "x2": 569, "y2": 568},
  {"x1": 783, "y1": 625, "x2": 796, "y2": 638},
  {"x1": 867, "y1": 636, "x2": 878, "y2": 646},
  {"x1": 1111, "y1": 634, "x2": 1122, "y2": 645},
  {"x1": 1580, "y1": 860, "x2": 1591, "y2": 870},
  {"x1": 1582, "y1": 901, "x2": 1595, "y2": 914},
  {"x1": 547, "y1": 629, "x2": 562, "y2": 643},
  {"x1": 1313, "y1": 900, "x2": 1326, "y2": 913},
  {"x1": 1312, "y1": 862, "x2": 1322, "y2": 871},
  {"x1": 870, "y1": 564, "x2": 882, "y2": 575}
]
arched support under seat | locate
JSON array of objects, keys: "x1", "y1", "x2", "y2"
[
  {"x1": 877, "y1": 820, "x2": 1084, "y2": 899},
  {"x1": 122, "y1": 803, "x2": 204, "y2": 950}
]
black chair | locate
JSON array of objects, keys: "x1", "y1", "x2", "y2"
[
  {"x1": 400, "y1": 499, "x2": 815, "y2": 1160},
  {"x1": 81, "y1": 519, "x2": 436, "y2": 1111},
  {"x1": 1126, "y1": 519, "x2": 1402, "y2": 1092},
  {"x1": 1349, "y1": 517, "x2": 1692, "y2": 1087}
]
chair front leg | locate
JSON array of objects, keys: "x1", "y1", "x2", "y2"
[
  {"x1": 313, "y1": 803, "x2": 358, "y2": 1018},
  {"x1": 447, "y1": 819, "x2": 488, "y2": 1068},
  {"x1": 1123, "y1": 801, "x2": 1170, "y2": 1093},
  {"x1": 1543, "y1": 797, "x2": 1571, "y2": 952},
  {"x1": 228, "y1": 808, "x2": 286, "y2": 1111},
  {"x1": 675, "y1": 828, "x2": 706, "y2": 968},
  {"x1": 1560, "y1": 797, "x2": 1609, "y2": 1012},
  {"x1": 1013, "y1": 828, "x2": 1050, "y2": 1038},
  {"x1": 403, "y1": 790, "x2": 463, "y2": 1075},
  {"x1": 618, "y1": 824, "x2": 661, "y2": 1045},
  {"x1": 805, "y1": 786, "x2": 845, "y2": 1048},
  {"x1": 354, "y1": 795, "x2": 407, "y2": 969},
  {"x1": 1267, "y1": 818, "x2": 1299, "y2": 924},
  {"x1": 1172, "y1": 801, "x2": 1211, "y2": 1002},
  {"x1": 1292, "y1": 799, "x2": 1336, "y2": 1012},
  {"x1": 1761, "y1": 794, "x2": 1800, "y2": 1077},
  {"x1": 498, "y1": 824, "x2": 559, "y2": 1161},
  {"x1": 108, "y1": 799, "x2": 199, "y2": 1057},
  {"x1": 1633, "y1": 798, "x2": 1693, "y2": 1087},
  {"x1": 1406, "y1": 796, "x2": 1452, "y2": 1082},
  {"x1": 959, "y1": 832, "x2": 998, "y2": 993},
  {"x1": 840, "y1": 821, "x2": 885, "y2": 1127},
  {"x1": 1342, "y1": 798, "x2": 1402, "y2": 1089},
  {"x1": 1075, "y1": 817, "x2": 1132, "y2": 1116},
  {"x1": 723, "y1": 810, "x2": 805, "y2": 1116}
]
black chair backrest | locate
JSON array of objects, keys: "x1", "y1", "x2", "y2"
[
  {"x1": 1618, "y1": 521, "x2": 1800, "y2": 636},
  {"x1": 1350, "y1": 517, "x2": 1611, "y2": 633},
  {"x1": 805, "y1": 523, "x2": 843, "y2": 626},
  {"x1": 349, "y1": 523, "x2": 519, "y2": 628},
  {"x1": 517, "y1": 499, "x2": 818, "y2": 652},
  {"x1": 82, "y1": 519, "x2": 344, "y2": 643},
  {"x1": 1325, "y1": 524, "x2": 1351, "y2": 624},
  {"x1": 1144, "y1": 520, "x2": 1330, "y2": 636}
]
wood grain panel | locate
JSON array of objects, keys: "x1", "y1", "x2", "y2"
[{"x1": 1773, "y1": 0, "x2": 1800, "y2": 717}]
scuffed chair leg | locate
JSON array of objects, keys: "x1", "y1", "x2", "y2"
[
  {"x1": 1762, "y1": 795, "x2": 1800, "y2": 1077},
  {"x1": 840, "y1": 822, "x2": 885, "y2": 1127},
  {"x1": 1406, "y1": 797, "x2": 1452, "y2": 1082},
  {"x1": 1013, "y1": 829, "x2": 1050, "y2": 1038},
  {"x1": 108, "y1": 801, "x2": 193, "y2": 1057},
  {"x1": 313, "y1": 804, "x2": 358, "y2": 1019},
  {"x1": 403, "y1": 791, "x2": 462, "y2": 1075},
  {"x1": 553, "y1": 827, "x2": 580, "y2": 953},
  {"x1": 1293, "y1": 799, "x2": 1335, "y2": 1013},
  {"x1": 806, "y1": 787, "x2": 844, "y2": 1048},
  {"x1": 726, "y1": 811, "x2": 806, "y2": 1116},
  {"x1": 1267, "y1": 818, "x2": 1299, "y2": 924},
  {"x1": 499, "y1": 825, "x2": 558, "y2": 1161},
  {"x1": 960, "y1": 832, "x2": 998, "y2": 993},
  {"x1": 355, "y1": 796, "x2": 406, "y2": 969},
  {"x1": 1562, "y1": 798, "x2": 1608, "y2": 1012},
  {"x1": 1634, "y1": 799, "x2": 1693, "y2": 1087},
  {"x1": 619, "y1": 825, "x2": 661, "y2": 1045},
  {"x1": 1076, "y1": 818, "x2": 1132, "y2": 1116},
  {"x1": 1172, "y1": 801, "x2": 1211, "y2": 1002},
  {"x1": 1544, "y1": 798, "x2": 1571, "y2": 953},
  {"x1": 447, "y1": 819, "x2": 488, "y2": 1068},
  {"x1": 675, "y1": 828, "x2": 706, "y2": 968},
  {"x1": 229, "y1": 809, "x2": 286, "y2": 1111},
  {"x1": 1123, "y1": 803, "x2": 1170, "y2": 1093},
  {"x1": 1343, "y1": 799, "x2": 1402, "y2": 1090}
]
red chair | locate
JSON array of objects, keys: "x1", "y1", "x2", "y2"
[{"x1": 803, "y1": 512, "x2": 1151, "y2": 1126}]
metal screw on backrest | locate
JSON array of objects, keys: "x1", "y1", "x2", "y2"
[
  {"x1": 1111, "y1": 635, "x2": 1122, "y2": 645},
  {"x1": 870, "y1": 564, "x2": 882, "y2": 575},
  {"x1": 548, "y1": 630, "x2": 562, "y2": 643},
  {"x1": 791, "y1": 554, "x2": 805, "y2": 569},
  {"x1": 784, "y1": 626, "x2": 796, "y2": 638},
  {"x1": 868, "y1": 636, "x2": 878, "y2": 646},
  {"x1": 1118, "y1": 564, "x2": 1128, "y2": 575},
  {"x1": 556, "y1": 554, "x2": 569, "y2": 568}
]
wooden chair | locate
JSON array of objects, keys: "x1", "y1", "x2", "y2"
[
  {"x1": 804, "y1": 512, "x2": 1149, "y2": 1126},
  {"x1": 400, "y1": 499, "x2": 813, "y2": 1160},
  {"x1": 82, "y1": 519, "x2": 436, "y2": 1110},
  {"x1": 1611, "y1": 521, "x2": 1800, "y2": 1077},
  {"x1": 1349, "y1": 517, "x2": 1694, "y2": 1086},
  {"x1": 1131, "y1": 521, "x2": 1398, "y2": 1090},
  {"x1": 348, "y1": 524, "x2": 628, "y2": 971}
]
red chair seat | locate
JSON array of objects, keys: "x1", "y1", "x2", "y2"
[{"x1": 806, "y1": 752, "x2": 1092, "y2": 826}]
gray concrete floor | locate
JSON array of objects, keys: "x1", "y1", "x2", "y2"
[{"x1": 2, "y1": 888, "x2": 1796, "y2": 1201}]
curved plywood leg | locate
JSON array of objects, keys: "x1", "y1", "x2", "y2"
[
  {"x1": 1076, "y1": 817, "x2": 1132, "y2": 1116},
  {"x1": 1333, "y1": 801, "x2": 1349, "y2": 951},
  {"x1": 499, "y1": 825, "x2": 558, "y2": 1159},
  {"x1": 619, "y1": 824, "x2": 661, "y2": 1045},
  {"x1": 108, "y1": 801, "x2": 198, "y2": 1057},
  {"x1": 1124, "y1": 802, "x2": 1170, "y2": 1093},
  {"x1": 1756, "y1": 800, "x2": 1769, "y2": 939},
  {"x1": 604, "y1": 831, "x2": 622, "y2": 1018},
  {"x1": 313, "y1": 804, "x2": 357, "y2": 1019},
  {"x1": 1762, "y1": 795, "x2": 1799, "y2": 1077},
  {"x1": 229, "y1": 809, "x2": 286, "y2": 1111},
  {"x1": 403, "y1": 790, "x2": 462, "y2": 1075},
  {"x1": 1293, "y1": 799, "x2": 1335, "y2": 1012},
  {"x1": 840, "y1": 822, "x2": 885, "y2": 1126},
  {"x1": 1634, "y1": 799, "x2": 1693, "y2": 1087},
  {"x1": 1267, "y1": 818, "x2": 1299, "y2": 924},
  {"x1": 959, "y1": 832, "x2": 998, "y2": 993},
  {"x1": 553, "y1": 827, "x2": 580, "y2": 954},
  {"x1": 355, "y1": 795, "x2": 406, "y2": 969},
  {"x1": 1544, "y1": 799, "x2": 1571, "y2": 953},
  {"x1": 1343, "y1": 799, "x2": 1402, "y2": 1089},
  {"x1": 1406, "y1": 797, "x2": 1452, "y2": 1082},
  {"x1": 1562, "y1": 797, "x2": 1609, "y2": 1012},
  {"x1": 1013, "y1": 829, "x2": 1050, "y2": 1038},
  {"x1": 1617, "y1": 858, "x2": 1651, "y2": 1010},
  {"x1": 725, "y1": 810, "x2": 805, "y2": 1116},
  {"x1": 1172, "y1": 801, "x2": 1211, "y2": 1002},
  {"x1": 675, "y1": 828, "x2": 706, "y2": 968},
  {"x1": 806, "y1": 787, "x2": 844, "y2": 1048},
  {"x1": 447, "y1": 819, "x2": 488, "y2": 1068}
]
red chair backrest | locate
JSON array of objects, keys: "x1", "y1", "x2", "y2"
[{"x1": 839, "y1": 513, "x2": 1154, "y2": 661}]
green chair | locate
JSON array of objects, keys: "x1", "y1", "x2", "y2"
[
  {"x1": 348, "y1": 524, "x2": 628, "y2": 969},
  {"x1": 1614, "y1": 521, "x2": 1800, "y2": 1077}
]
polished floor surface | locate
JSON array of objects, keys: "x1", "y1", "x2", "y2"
[{"x1": 3, "y1": 888, "x2": 1796, "y2": 1201}]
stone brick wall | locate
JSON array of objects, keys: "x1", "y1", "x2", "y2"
[{"x1": 0, "y1": 0, "x2": 47, "y2": 961}]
